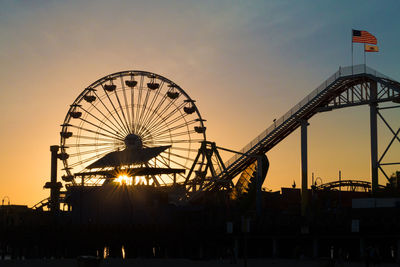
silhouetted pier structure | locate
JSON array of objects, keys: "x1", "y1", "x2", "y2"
[{"x1": 1, "y1": 65, "x2": 399, "y2": 262}]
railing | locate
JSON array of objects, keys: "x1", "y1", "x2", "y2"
[{"x1": 218, "y1": 64, "x2": 391, "y2": 176}]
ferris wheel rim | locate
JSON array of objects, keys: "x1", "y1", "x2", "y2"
[{"x1": 59, "y1": 70, "x2": 206, "y2": 184}]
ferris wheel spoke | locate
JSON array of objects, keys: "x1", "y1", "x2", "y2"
[
  {"x1": 151, "y1": 156, "x2": 168, "y2": 169},
  {"x1": 164, "y1": 151, "x2": 194, "y2": 162},
  {"x1": 85, "y1": 104, "x2": 127, "y2": 137},
  {"x1": 157, "y1": 155, "x2": 187, "y2": 181},
  {"x1": 80, "y1": 106, "x2": 126, "y2": 139},
  {"x1": 113, "y1": 88, "x2": 131, "y2": 134},
  {"x1": 68, "y1": 146, "x2": 116, "y2": 157},
  {"x1": 151, "y1": 175, "x2": 164, "y2": 187},
  {"x1": 120, "y1": 76, "x2": 132, "y2": 132},
  {"x1": 158, "y1": 153, "x2": 187, "y2": 170},
  {"x1": 158, "y1": 176, "x2": 167, "y2": 186},
  {"x1": 143, "y1": 101, "x2": 186, "y2": 136},
  {"x1": 141, "y1": 124, "x2": 171, "y2": 143},
  {"x1": 68, "y1": 149, "x2": 115, "y2": 168},
  {"x1": 142, "y1": 97, "x2": 178, "y2": 133},
  {"x1": 152, "y1": 139, "x2": 202, "y2": 144},
  {"x1": 148, "y1": 119, "x2": 197, "y2": 140},
  {"x1": 160, "y1": 166, "x2": 186, "y2": 183},
  {"x1": 134, "y1": 76, "x2": 144, "y2": 132},
  {"x1": 143, "y1": 162, "x2": 162, "y2": 187},
  {"x1": 150, "y1": 169, "x2": 171, "y2": 186},
  {"x1": 69, "y1": 135, "x2": 117, "y2": 143},
  {"x1": 151, "y1": 172, "x2": 167, "y2": 186},
  {"x1": 101, "y1": 85, "x2": 131, "y2": 135},
  {"x1": 151, "y1": 110, "x2": 189, "y2": 130},
  {"x1": 138, "y1": 81, "x2": 164, "y2": 134},
  {"x1": 138, "y1": 93, "x2": 171, "y2": 135},
  {"x1": 130, "y1": 84, "x2": 136, "y2": 133},
  {"x1": 93, "y1": 90, "x2": 130, "y2": 136},
  {"x1": 154, "y1": 155, "x2": 185, "y2": 181},
  {"x1": 69, "y1": 124, "x2": 125, "y2": 141},
  {"x1": 169, "y1": 147, "x2": 198, "y2": 153},
  {"x1": 137, "y1": 80, "x2": 165, "y2": 134},
  {"x1": 138, "y1": 82, "x2": 164, "y2": 135},
  {"x1": 143, "y1": 111, "x2": 189, "y2": 138},
  {"x1": 65, "y1": 142, "x2": 117, "y2": 148},
  {"x1": 136, "y1": 89, "x2": 152, "y2": 134},
  {"x1": 78, "y1": 117, "x2": 126, "y2": 140},
  {"x1": 152, "y1": 130, "x2": 195, "y2": 140}
]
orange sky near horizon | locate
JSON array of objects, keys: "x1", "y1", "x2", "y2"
[{"x1": 0, "y1": 1, "x2": 399, "y2": 206}]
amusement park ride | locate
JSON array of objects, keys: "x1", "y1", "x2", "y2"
[{"x1": 39, "y1": 64, "x2": 400, "y2": 214}]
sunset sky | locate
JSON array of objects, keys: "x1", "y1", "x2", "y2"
[{"x1": 1, "y1": 1, "x2": 399, "y2": 206}]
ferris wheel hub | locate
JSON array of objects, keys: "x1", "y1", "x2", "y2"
[{"x1": 124, "y1": 134, "x2": 143, "y2": 150}]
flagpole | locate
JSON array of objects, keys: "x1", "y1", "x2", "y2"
[
  {"x1": 351, "y1": 29, "x2": 354, "y2": 75},
  {"x1": 364, "y1": 44, "x2": 366, "y2": 72}
]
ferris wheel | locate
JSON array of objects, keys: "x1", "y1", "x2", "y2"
[{"x1": 59, "y1": 70, "x2": 206, "y2": 186}]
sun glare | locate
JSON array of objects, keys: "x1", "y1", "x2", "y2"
[
  {"x1": 115, "y1": 175, "x2": 133, "y2": 186},
  {"x1": 115, "y1": 174, "x2": 153, "y2": 186}
]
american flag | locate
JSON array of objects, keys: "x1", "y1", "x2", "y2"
[{"x1": 352, "y1": 30, "x2": 377, "y2": 44}]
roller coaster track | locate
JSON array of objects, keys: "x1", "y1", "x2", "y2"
[
  {"x1": 202, "y1": 64, "x2": 400, "y2": 192},
  {"x1": 314, "y1": 180, "x2": 385, "y2": 192},
  {"x1": 31, "y1": 192, "x2": 67, "y2": 210}
]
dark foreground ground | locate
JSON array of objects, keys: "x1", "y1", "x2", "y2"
[{"x1": 0, "y1": 258, "x2": 399, "y2": 267}]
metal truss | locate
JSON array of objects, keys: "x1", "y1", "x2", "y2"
[
  {"x1": 198, "y1": 65, "x2": 400, "y2": 194},
  {"x1": 318, "y1": 76, "x2": 400, "y2": 186},
  {"x1": 184, "y1": 141, "x2": 232, "y2": 192},
  {"x1": 376, "y1": 105, "x2": 400, "y2": 181},
  {"x1": 321, "y1": 78, "x2": 399, "y2": 110}
]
